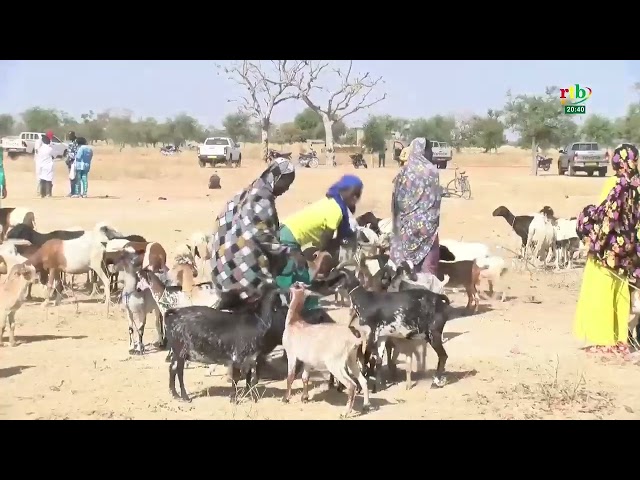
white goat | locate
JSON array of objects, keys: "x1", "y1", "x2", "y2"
[
  {"x1": 187, "y1": 231, "x2": 212, "y2": 283},
  {"x1": 1, "y1": 207, "x2": 36, "y2": 239},
  {"x1": 440, "y1": 239, "x2": 491, "y2": 262},
  {"x1": 551, "y1": 217, "x2": 579, "y2": 269},
  {"x1": 0, "y1": 263, "x2": 38, "y2": 346},
  {"x1": 282, "y1": 283, "x2": 370, "y2": 418},
  {"x1": 476, "y1": 255, "x2": 508, "y2": 301},
  {"x1": 526, "y1": 213, "x2": 557, "y2": 269}
]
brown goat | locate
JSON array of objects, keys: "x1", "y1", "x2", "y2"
[
  {"x1": 438, "y1": 260, "x2": 486, "y2": 313},
  {"x1": 125, "y1": 241, "x2": 167, "y2": 272},
  {"x1": 0, "y1": 262, "x2": 38, "y2": 346}
]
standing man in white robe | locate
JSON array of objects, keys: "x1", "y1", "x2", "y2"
[{"x1": 35, "y1": 135, "x2": 54, "y2": 198}]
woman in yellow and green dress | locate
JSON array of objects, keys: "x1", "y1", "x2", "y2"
[
  {"x1": 575, "y1": 143, "x2": 640, "y2": 356},
  {"x1": 276, "y1": 174, "x2": 363, "y2": 312}
]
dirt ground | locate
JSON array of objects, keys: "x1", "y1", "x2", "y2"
[{"x1": 1, "y1": 145, "x2": 638, "y2": 420}]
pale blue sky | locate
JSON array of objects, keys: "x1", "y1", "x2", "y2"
[{"x1": 0, "y1": 60, "x2": 638, "y2": 127}]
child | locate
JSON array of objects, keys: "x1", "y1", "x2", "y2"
[
  {"x1": 74, "y1": 137, "x2": 93, "y2": 198},
  {"x1": 35, "y1": 135, "x2": 54, "y2": 198}
]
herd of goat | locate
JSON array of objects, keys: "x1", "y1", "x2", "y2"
[{"x1": 0, "y1": 203, "x2": 588, "y2": 417}]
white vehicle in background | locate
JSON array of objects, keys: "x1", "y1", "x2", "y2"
[
  {"x1": 1, "y1": 131, "x2": 68, "y2": 159},
  {"x1": 430, "y1": 140, "x2": 453, "y2": 169},
  {"x1": 197, "y1": 137, "x2": 242, "y2": 168}
]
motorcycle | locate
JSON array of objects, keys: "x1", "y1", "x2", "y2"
[
  {"x1": 297, "y1": 149, "x2": 319, "y2": 168},
  {"x1": 536, "y1": 154, "x2": 552, "y2": 171},
  {"x1": 267, "y1": 149, "x2": 292, "y2": 162},
  {"x1": 160, "y1": 145, "x2": 181, "y2": 156},
  {"x1": 350, "y1": 153, "x2": 368, "y2": 169}
]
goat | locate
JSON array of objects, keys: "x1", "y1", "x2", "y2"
[
  {"x1": 186, "y1": 231, "x2": 212, "y2": 283},
  {"x1": 526, "y1": 209, "x2": 557, "y2": 269},
  {"x1": 282, "y1": 283, "x2": 370, "y2": 417},
  {"x1": 356, "y1": 211, "x2": 382, "y2": 234},
  {"x1": 476, "y1": 255, "x2": 508, "y2": 301},
  {"x1": 492, "y1": 206, "x2": 534, "y2": 256},
  {"x1": 550, "y1": 217, "x2": 579, "y2": 269},
  {"x1": 25, "y1": 222, "x2": 122, "y2": 311},
  {"x1": 438, "y1": 259, "x2": 487, "y2": 313},
  {"x1": 0, "y1": 207, "x2": 36, "y2": 239},
  {"x1": 164, "y1": 284, "x2": 284, "y2": 403},
  {"x1": 0, "y1": 263, "x2": 38, "y2": 346},
  {"x1": 102, "y1": 235, "x2": 148, "y2": 292},
  {"x1": 332, "y1": 265, "x2": 451, "y2": 392},
  {"x1": 440, "y1": 239, "x2": 490, "y2": 262},
  {"x1": 115, "y1": 249, "x2": 162, "y2": 355}
]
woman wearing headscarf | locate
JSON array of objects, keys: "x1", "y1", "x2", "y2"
[
  {"x1": 276, "y1": 174, "x2": 363, "y2": 311},
  {"x1": 211, "y1": 157, "x2": 304, "y2": 300},
  {"x1": 390, "y1": 137, "x2": 442, "y2": 284},
  {"x1": 574, "y1": 143, "x2": 640, "y2": 356}
]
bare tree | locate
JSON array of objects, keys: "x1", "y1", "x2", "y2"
[
  {"x1": 218, "y1": 60, "x2": 305, "y2": 161},
  {"x1": 296, "y1": 61, "x2": 386, "y2": 166}
]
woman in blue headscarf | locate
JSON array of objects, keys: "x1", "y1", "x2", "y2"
[
  {"x1": 277, "y1": 174, "x2": 363, "y2": 311},
  {"x1": 390, "y1": 137, "x2": 441, "y2": 277}
]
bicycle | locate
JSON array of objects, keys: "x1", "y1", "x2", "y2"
[{"x1": 445, "y1": 164, "x2": 472, "y2": 200}]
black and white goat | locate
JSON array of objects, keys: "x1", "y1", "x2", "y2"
[
  {"x1": 163, "y1": 284, "x2": 286, "y2": 403},
  {"x1": 330, "y1": 264, "x2": 451, "y2": 392}
]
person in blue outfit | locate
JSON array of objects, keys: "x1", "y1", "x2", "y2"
[{"x1": 73, "y1": 137, "x2": 93, "y2": 198}]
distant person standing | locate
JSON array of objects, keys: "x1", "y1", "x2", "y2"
[
  {"x1": 34, "y1": 130, "x2": 54, "y2": 195},
  {"x1": 74, "y1": 137, "x2": 93, "y2": 198},
  {"x1": 65, "y1": 131, "x2": 79, "y2": 197},
  {"x1": 35, "y1": 135, "x2": 54, "y2": 198}
]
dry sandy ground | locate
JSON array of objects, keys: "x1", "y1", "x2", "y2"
[{"x1": 1, "y1": 146, "x2": 639, "y2": 420}]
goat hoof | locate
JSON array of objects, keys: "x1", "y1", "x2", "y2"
[
  {"x1": 301, "y1": 396, "x2": 309, "y2": 403},
  {"x1": 282, "y1": 397, "x2": 290, "y2": 404},
  {"x1": 431, "y1": 377, "x2": 447, "y2": 388},
  {"x1": 180, "y1": 396, "x2": 192, "y2": 403},
  {"x1": 153, "y1": 340, "x2": 167, "y2": 350},
  {"x1": 129, "y1": 349, "x2": 143, "y2": 356},
  {"x1": 362, "y1": 403, "x2": 371, "y2": 413}
]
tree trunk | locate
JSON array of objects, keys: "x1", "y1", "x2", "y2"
[
  {"x1": 261, "y1": 118, "x2": 270, "y2": 163},
  {"x1": 531, "y1": 137, "x2": 537, "y2": 176},
  {"x1": 321, "y1": 113, "x2": 335, "y2": 167}
]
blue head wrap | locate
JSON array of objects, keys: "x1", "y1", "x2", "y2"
[{"x1": 326, "y1": 174, "x2": 363, "y2": 239}]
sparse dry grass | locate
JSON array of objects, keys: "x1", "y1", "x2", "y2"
[{"x1": 4, "y1": 143, "x2": 549, "y2": 184}]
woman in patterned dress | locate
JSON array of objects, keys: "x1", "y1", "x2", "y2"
[
  {"x1": 390, "y1": 137, "x2": 442, "y2": 283},
  {"x1": 575, "y1": 143, "x2": 640, "y2": 356},
  {"x1": 210, "y1": 157, "x2": 306, "y2": 301}
]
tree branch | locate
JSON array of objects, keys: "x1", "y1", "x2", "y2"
[
  {"x1": 218, "y1": 60, "x2": 306, "y2": 122},
  {"x1": 295, "y1": 60, "x2": 386, "y2": 123}
]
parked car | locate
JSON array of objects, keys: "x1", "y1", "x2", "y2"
[
  {"x1": 0, "y1": 132, "x2": 68, "y2": 159},
  {"x1": 557, "y1": 141, "x2": 608, "y2": 177},
  {"x1": 197, "y1": 137, "x2": 242, "y2": 167}
]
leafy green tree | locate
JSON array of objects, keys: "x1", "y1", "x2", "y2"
[
  {"x1": 469, "y1": 111, "x2": 505, "y2": 153},
  {"x1": 0, "y1": 114, "x2": 15, "y2": 137},
  {"x1": 580, "y1": 114, "x2": 615, "y2": 147},
  {"x1": 222, "y1": 112, "x2": 255, "y2": 141},
  {"x1": 22, "y1": 107, "x2": 61, "y2": 133},
  {"x1": 362, "y1": 115, "x2": 387, "y2": 152},
  {"x1": 503, "y1": 86, "x2": 566, "y2": 174}
]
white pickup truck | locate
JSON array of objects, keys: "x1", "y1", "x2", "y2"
[
  {"x1": 1, "y1": 131, "x2": 69, "y2": 159},
  {"x1": 430, "y1": 140, "x2": 453, "y2": 169},
  {"x1": 197, "y1": 137, "x2": 242, "y2": 168}
]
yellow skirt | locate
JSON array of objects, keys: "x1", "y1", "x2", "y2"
[{"x1": 574, "y1": 257, "x2": 629, "y2": 347}]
